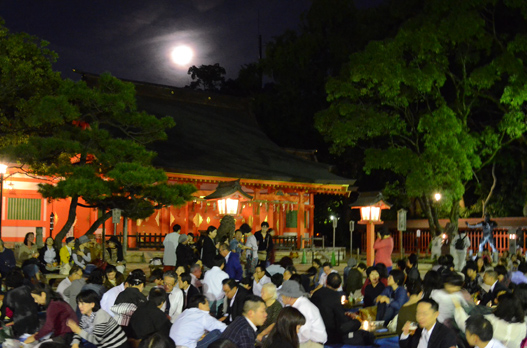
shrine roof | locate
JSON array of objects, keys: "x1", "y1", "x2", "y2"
[{"x1": 80, "y1": 73, "x2": 356, "y2": 191}]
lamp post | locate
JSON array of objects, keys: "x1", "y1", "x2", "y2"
[
  {"x1": 204, "y1": 180, "x2": 253, "y2": 217},
  {"x1": 0, "y1": 164, "x2": 7, "y2": 238},
  {"x1": 351, "y1": 192, "x2": 392, "y2": 266}
]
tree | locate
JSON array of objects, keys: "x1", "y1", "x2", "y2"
[
  {"x1": 187, "y1": 63, "x2": 226, "y2": 91},
  {"x1": 315, "y1": 0, "x2": 527, "y2": 235},
  {"x1": 9, "y1": 73, "x2": 196, "y2": 246}
]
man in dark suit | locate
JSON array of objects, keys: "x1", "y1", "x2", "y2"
[
  {"x1": 178, "y1": 272, "x2": 200, "y2": 310},
  {"x1": 219, "y1": 244, "x2": 243, "y2": 281},
  {"x1": 220, "y1": 295, "x2": 267, "y2": 348},
  {"x1": 399, "y1": 298, "x2": 457, "y2": 348},
  {"x1": 221, "y1": 278, "x2": 249, "y2": 324},
  {"x1": 311, "y1": 273, "x2": 359, "y2": 344},
  {"x1": 480, "y1": 270, "x2": 508, "y2": 306}
]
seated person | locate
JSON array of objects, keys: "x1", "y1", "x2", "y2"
[
  {"x1": 463, "y1": 261, "x2": 482, "y2": 295},
  {"x1": 465, "y1": 315, "x2": 507, "y2": 348},
  {"x1": 129, "y1": 287, "x2": 172, "y2": 339},
  {"x1": 363, "y1": 266, "x2": 386, "y2": 308},
  {"x1": 431, "y1": 273, "x2": 473, "y2": 324},
  {"x1": 480, "y1": 270, "x2": 508, "y2": 307},
  {"x1": 375, "y1": 269, "x2": 408, "y2": 325},
  {"x1": 400, "y1": 298, "x2": 457, "y2": 348},
  {"x1": 345, "y1": 262, "x2": 366, "y2": 297},
  {"x1": 311, "y1": 272, "x2": 359, "y2": 344},
  {"x1": 396, "y1": 279, "x2": 422, "y2": 335}
]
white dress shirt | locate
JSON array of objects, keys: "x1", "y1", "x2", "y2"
[
  {"x1": 292, "y1": 296, "x2": 327, "y2": 344},
  {"x1": 202, "y1": 266, "x2": 229, "y2": 302},
  {"x1": 400, "y1": 323, "x2": 435, "y2": 348},
  {"x1": 170, "y1": 307, "x2": 227, "y2": 348},
  {"x1": 56, "y1": 277, "x2": 72, "y2": 302},
  {"x1": 100, "y1": 283, "x2": 125, "y2": 317},
  {"x1": 252, "y1": 275, "x2": 271, "y2": 296},
  {"x1": 163, "y1": 232, "x2": 180, "y2": 266},
  {"x1": 245, "y1": 235, "x2": 258, "y2": 259},
  {"x1": 161, "y1": 286, "x2": 184, "y2": 323},
  {"x1": 478, "y1": 338, "x2": 507, "y2": 348}
]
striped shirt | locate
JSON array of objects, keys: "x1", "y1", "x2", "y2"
[{"x1": 72, "y1": 309, "x2": 127, "y2": 348}]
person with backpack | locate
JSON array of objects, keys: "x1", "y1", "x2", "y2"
[{"x1": 452, "y1": 230, "x2": 470, "y2": 271}]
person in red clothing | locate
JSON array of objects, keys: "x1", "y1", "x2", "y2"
[
  {"x1": 26, "y1": 284, "x2": 78, "y2": 345},
  {"x1": 374, "y1": 227, "x2": 394, "y2": 272}
]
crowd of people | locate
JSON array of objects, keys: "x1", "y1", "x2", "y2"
[{"x1": 0, "y1": 222, "x2": 526, "y2": 348}]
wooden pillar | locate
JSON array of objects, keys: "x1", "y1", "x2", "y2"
[
  {"x1": 309, "y1": 194, "x2": 315, "y2": 237},
  {"x1": 253, "y1": 189, "x2": 261, "y2": 230},
  {"x1": 367, "y1": 222, "x2": 376, "y2": 266},
  {"x1": 297, "y1": 191, "x2": 305, "y2": 249}
]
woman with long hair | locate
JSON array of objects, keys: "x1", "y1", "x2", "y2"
[
  {"x1": 38, "y1": 237, "x2": 60, "y2": 273},
  {"x1": 26, "y1": 284, "x2": 78, "y2": 344},
  {"x1": 263, "y1": 307, "x2": 306, "y2": 348},
  {"x1": 19, "y1": 232, "x2": 40, "y2": 279},
  {"x1": 67, "y1": 290, "x2": 128, "y2": 348}
]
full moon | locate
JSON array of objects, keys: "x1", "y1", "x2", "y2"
[{"x1": 171, "y1": 45, "x2": 193, "y2": 66}]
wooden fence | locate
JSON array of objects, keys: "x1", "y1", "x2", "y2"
[{"x1": 359, "y1": 228, "x2": 527, "y2": 255}]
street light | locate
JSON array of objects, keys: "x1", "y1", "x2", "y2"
[
  {"x1": 330, "y1": 215, "x2": 338, "y2": 249},
  {"x1": 0, "y1": 164, "x2": 7, "y2": 238},
  {"x1": 351, "y1": 192, "x2": 392, "y2": 266},
  {"x1": 434, "y1": 193, "x2": 442, "y2": 201},
  {"x1": 204, "y1": 180, "x2": 253, "y2": 216}
]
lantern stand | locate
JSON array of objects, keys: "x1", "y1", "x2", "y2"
[
  {"x1": 204, "y1": 180, "x2": 253, "y2": 217},
  {"x1": 350, "y1": 192, "x2": 392, "y2": 266}
]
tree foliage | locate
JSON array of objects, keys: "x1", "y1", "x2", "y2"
[
  {"x1": 187, "y1": 63, "x2": 226, "y2": 91},
  {"x1": 315, "y1": 0, "x2": 527, "y2": 234},
  {"x1": 0, "y1": 22, "x2": 196, "y2": 244}
]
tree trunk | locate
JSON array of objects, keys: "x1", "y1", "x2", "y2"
[
  {"x1": 449, "y1": 199, "x2": 460, "y2": 231},
  {"x1": 419, "y1": 195, "x2": 439, "y2": 236},
  {"x1": 53, "y1": 194, "x2": 79, "y2": 249},
  {"x1": 83, "y1": 210, "x2": 112, "y2": 236},
  {"x1": 482, "y1": 163, "x2": 497, "y2": 217}
]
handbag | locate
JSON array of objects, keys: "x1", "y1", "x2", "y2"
[{"x1": 60, "y1": 262, "x2": 71, "y2": 275}]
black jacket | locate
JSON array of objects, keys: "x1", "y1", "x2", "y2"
[
  {"x1": 224, "y1": 286, "x2": 249, "y2": 324},
  {"x1": 310, "y1": 287, "x2": 350, "y2": 344},
  {"x1": 481, "y1": 281, "x2": 508, "y2": 306},
  {"x1": 114, "y1": 287, "x2": 147, "y2": 307},
  {"x1": 176, "y1": 243, "x2": 198, "y2": 269},
  {"x1": 183, "y1": 284, "x2": 201, "y2": 310},
  {"x1": 399, "y1": 321, "x2": 457, "y2": 348},
  {"x1": 129, "y1": 300, "x2": 171, "y2": 339}
]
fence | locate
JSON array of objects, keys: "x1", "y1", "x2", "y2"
[
  {"x1": 359, "y1": 228, "x2": 527, "y2": 255},
  {"x1": 104, "y1": 233, "x2": 167, "y2": 250},
  {"x1": 272, "y1": 236, "x2": 298, "y2": 250}
]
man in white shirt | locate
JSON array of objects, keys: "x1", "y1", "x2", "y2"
[
  {"x1": 190, "y1": 263, "x2": 202, "y2": 290},
  {"x1": 252, "y1": 264, "x2": 271, "y2": 296},
  {"x1": 465, "y1": 314, "x2": 506, "y2": 348},
  {"x1": 163, "y1": 224, "x2": 181, "y2": 271},
  {"x1": 170, "y1": 295, "x2": 227, "y2": 348},
  {"x1": 101, "y1": 282, "x2": 126, "y2": 317},
  {"x1": 162, "y1": 270, "x2": 184, "y2": 323},
  {"x1": 202, "y1": 255, "x2": 229, "y2": 317},
  {"x1": 56, "y1": 265, "x2": 83, "y2": 302},
  {"x1": 279, "y1": 280, "x2": 327, "y2": 348},
  {"x1": 312, "y1": 262, "x2": 342, "y2": 294}
]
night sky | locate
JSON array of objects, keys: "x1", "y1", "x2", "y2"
[{"x1": 1, "y1": 0, "x2": 382, "y2": 87}]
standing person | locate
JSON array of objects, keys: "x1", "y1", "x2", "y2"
[
  {"x1": 176, "y1": 234, "x2": 197, "y2": 269},
  {"x1": 26, "y1": 284, "x2": 78, "y2": 345},
  {"x1": 374, "y1": 227, "x2": 393, "y2": 272},
  {"x1": 67, "y1": 290, "x2": 128, "y2": 348},
  {"x1": 254, "y1": 222, "x2": 273, "y2": 266},
  {"x1": 279, "y1": 280, "x2": 327, "y2": 347},
  {"x1": 430, "y1": 234, "x2": 443, "y2": 260},
  {"x1": 38, "y1": 237, "x2": 60, "y2": 273},
  {"x1": 163, "y1": 224, "x2": 181, "y2": 272},
  {"x1": 230, "y1": 230, "x2": 244, "y2": 254},
  {"x1": 0, "y1": 239, "x2": 16, "y2": 277},
  {"x1": 263, "y1": 307, "x2": 306, "y2": 348},
  {"x1": 466, "y1": 213, "x2": 498, "y2": 254},
  {"x1": 201, "y1": 226, "x2": 219, "y2": 270},
  {"x1": 241, "y1": 223, "x2": 258, "y2": 276},
  {"x1": 220, "y1": 295, "x2": 268, "y2": 348},
  {"x1": 452, "y1": 230, "x2": 471, "y2": 271}
]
